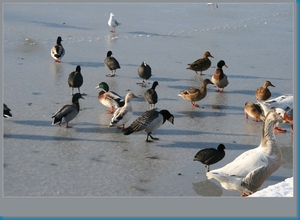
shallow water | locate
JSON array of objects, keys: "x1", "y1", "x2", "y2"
[{"x1": 3, "y1": 3, "x2": 294, "y2": 197}]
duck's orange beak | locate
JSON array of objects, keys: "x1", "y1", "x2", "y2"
[{"x1": 284, "y1": 113, "x2": 293, "y2": 124}]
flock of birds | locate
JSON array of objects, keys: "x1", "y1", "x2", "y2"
[{"x1": 3, "y1": 11, "x2": 294, "y2": 197}]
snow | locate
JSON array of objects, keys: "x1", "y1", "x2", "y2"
[{"x1": 249, "y1": 177, "x2": 293, "y2": 197}]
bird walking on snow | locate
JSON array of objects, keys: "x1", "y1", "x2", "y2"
[
  {"x1": 144, "y1": 81, "x2": 158, "y2": 109},
  {"x1": 104, "y1": 51, "x2": 121, "y2": 77}
]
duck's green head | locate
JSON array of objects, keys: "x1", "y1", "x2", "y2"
[
  {"x1": 95, "y1": 82, "x2": 109, "y2": 92},
  {"x1": 217, "y1": 60, "x2": 228, "y2": 68}
]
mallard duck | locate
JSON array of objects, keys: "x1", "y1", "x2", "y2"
[
  {"x1": 68, "y1": 65, "x2": 83, "y2": 96},
  {"x1": 144, "y1": 81, "x2": 158, "y2": 109},
  {"x1": 187, "y1": 51, "x2": 214, "y2": 75},
  {"x1": 52, "y1": 93, "x2": 84, "y2": 128},
  {"x1": 178, "y1": 78, "x2": 213, "y2": 107},
  {"x1": 244, "y1": 102, "x2": 265, "y2": 122},
  {"x1": 50, "y1": 36, "x2": 65, "y2": 62},
  {"x1": 206, "y1": 108, "x2": 292, "y2": 196},
  {"x1": 123, "y1": 109, "x2": 174, "y2": 142},
  {"x1": 255, "y1": 81, "x2": 275, "y2": 101},
  {"x1": 193, "y1": 144, "x2": 226, "y2": 172},
  {"x1": 104, "y1": 51, "x2": 121, "y2": 77},
  {"x1": 3, "y1": 103, "x2": 12, "y2": 118},
  {"x1": 137, "y1": 61, "x2": 152, "y2": 87},
  {"x1": 258, "y1": 94, "x2": 293, "y2": 133},
  {"x1": 109, "y1": 92, "x2": 138, "y2": 130},
  {"x1": 95, "y1": 82, "x2": 124, "y2": 114},
  {"x1": 108, "y1": 12, "x2": 121, "y2": 33},
  {"x1": 211, "y1": 60, "x2": 229, "y2": 93}
]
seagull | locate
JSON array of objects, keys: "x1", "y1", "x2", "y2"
[{"x1": 108, "y1": 13, "x2": 121, "y2": 33}]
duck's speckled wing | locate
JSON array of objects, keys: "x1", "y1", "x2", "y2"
[{"x1": 129, "y1": 110, "x2": 159, "y2": 132}]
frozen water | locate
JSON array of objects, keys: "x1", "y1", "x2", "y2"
[{"x1": 3, "y1": 3, "x2": 294, "y2": 197}]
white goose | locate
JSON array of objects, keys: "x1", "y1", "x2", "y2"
[
  {"x1": 258, "y1": 94, "x2": 293, "y2": 133},
  {"x1": 108, "y1": 13, "x2": 121, "y2": 33},
  {"x1": 206, "y1": 108, "x2": 292, "y2": 196},
  {"x1": 109, "y1": 92, "x2": 138, "y2": 130}
]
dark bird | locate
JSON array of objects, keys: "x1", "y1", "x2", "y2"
[
  {"x1": 187, "y1": 51, "x2": 214, "y2": 75},
  {"x1": 144, "y1": 81, "x2": 158, "y2": 109},
  {"x1": 255, "y1": 81, "x2": 275, "y2": 101},
  {"x1": 123, "y1": 109, "x2": 174, "y2": 142},
  {"x1": 68, "y1": 65, "x2": 83, "y2": 96},
  {"x1": 51, "y1": 36, "x2": 65, "y2": 62},
  {"x1": 3, "y1": 103, "x2": 12, "y2": 118},
  {"x1": 211, "y1": 60, "x2": 229, "y2": 93},
  {"x1": 194, "y1": 144, "x2": 226, "y2": 172},
  {"x1": 137, "y1": 61, "x2": 152, "y2": 87},
  {"x1": 104, "y1": 51, "x2": 121, "y2": 77},
  {"x1": 52, "y1": 93, "x2": 84, "y2": 128}
]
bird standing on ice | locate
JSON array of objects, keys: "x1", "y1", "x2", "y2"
[
  {"x1": 51, "y1": 36, "x2": 65, "y2": 62},
  {"x1": 108, "y1": 13, "x2": 121, "y2": 33}
]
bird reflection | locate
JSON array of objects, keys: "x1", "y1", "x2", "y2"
[{"x1": 192, "y1": 179, "x2": 223, "y2": 197}]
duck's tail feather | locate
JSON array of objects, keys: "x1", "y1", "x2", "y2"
[{"x1": 123, "y1": 126, "x2": 134, "y2": 135}]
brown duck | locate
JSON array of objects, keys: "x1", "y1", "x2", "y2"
[
  {"x1": 244, "y1": 102, "x2": 265, "y2": 122},
  {"x1": 255, "y1": 81, "x2": 275, "y2": 101},
  {"x1": 178, "y1": 79, "x2": 213, "y2": 107},
  {"x1": 187, "y1": 51, "x2": 214, "y2": 75}
]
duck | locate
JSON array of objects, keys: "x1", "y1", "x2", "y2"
[
  {"x1": 68, "y1": 65, "x2": 83, "y2": 96},
  {"x1": 3, "y1": 103, "x2": 12, "y2": 118},
  {"x1": 244, "y1": 102, "x2": 265, "y2": 122},
  {"x1": 108, "y1": 12, "x2": 121, "y2": 33},
  {"x1": 211, "y1": 60, "x2": 229, "y2": 93},
  {"x1": 104, "y1": 51, "x2": 121, "y2": 77},
  {"x1": 137, "y1": 61, "x2": 152, "y2": 87},
  {"x1": 178, "y1": 78, "x2": 213, "y2": 107},
  {"x1": 144, "y1": 81, "x2": 158, "y2": 109},
  {"x1": 109, "y1": 92, "x2": 138, "y2": 130},
  {"x1": 95, "y1": 82, "x2": 124, "y2": 114},
  {"x1": 255, "y1": 81, "x2": 275, "y2": 101},
  {"x1": 187, "y1": 51, "x2": 214, "y2": 75},
  {"x1": 193, "y1": 144, "x2": 226, "y2": 172},
  {"x1": 50, "y1": 36, "x2": 65, "y2": 62},
  {"x1": 258, "y1": 94, "x2": 293, "y2": 133},
  {"x1": 206, "y1": 108, "x2": 292, "y2": 196},
  {"x1": 52, "y1": 93, "x2": 84, "y2": 128},
  {"x1": 123, "y1": 109, "x2": 174, "y2": 142}
]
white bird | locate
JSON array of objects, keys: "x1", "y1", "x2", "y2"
[
  {"x1": 108, "y1": 13, "x2": 121, "y2": 33},
  {"x1": 109, "y1": 92, "x2": 138, "y2": 130},
  {"x1": 258, "y1": 94, "x2": 293, "y2": 133},
  {"x1": 206, "y1": 108, "x2": 292, "y2": 196}
]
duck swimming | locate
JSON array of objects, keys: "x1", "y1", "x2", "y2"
[
  {"x1": 95, "y1": 82, "x2": 124, "y2": 114},
  {"x1": 104, "y1": 51, "x2": 121, "y2": 77},
  {"x1": 178, "y1": 79, "x2": 213, "y2": 107},
  {"x1": 52, "y1": 93, "x2": 84, "y2": 128},
  {"x1": 123, "y1": 109, "x2": 174, "y2": 142},
  {"x1": 255, "y1": 81, "x2": 275, "y2": 101},
  {"x1": 206, "y1": 108, "x2": 292, "y2": 196},
  {"x1": 109, "y1": 92, "x2": 138, "y2": 130},
  {"x1": 51, "y1": 36, "x2": 65, "y2": 62},
  {"x1": 187, "y1": 51, "x2": 214, "y2": 75},
  {"x1": 194, "y1": 144, "x2": 226, "y2": 172},
  {"x1": 211, "y1": 60, "x2": 228, "y2": 93}
]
